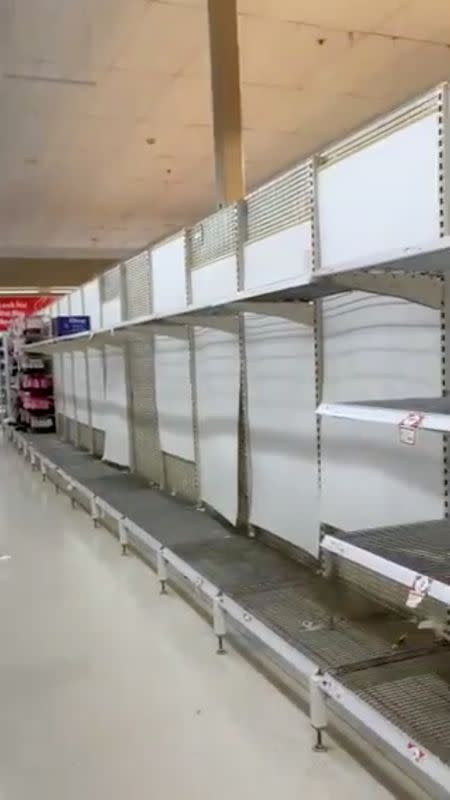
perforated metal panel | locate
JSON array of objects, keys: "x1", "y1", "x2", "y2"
[
  {"x1": 343, "y1": 654, "x2": 450, "y2": 766},
  {"x1": 78, "y1": 422, "x2": 91, "y2": 451},
  {"x1": 122, "y1": 253, "x2": 156, "y2": 479},
  {"x1": 67, "y1": 417, "x2": 77, "y2": 444},
  {"x1": 55, "y1": 413, "x2": 64, "y2": 438},
  {"x1": 124, "y1": 251, "x2": 151, "y2": 319},
  {"x1": 163, "y1": 452, "x2": 197, "y2": 503},
  {"x1": 93, "y1": 428, "x2": 105, "y2": 458},
  {"x1": 100, "y1": 265, "x2": 121, "y2": 303},
  {"x1": 128, "y1": 337, "x2": 161, "y2": 483},
  {"x1": 187, "y1": 205, "x2": 238, "y2": 269},
  {"x1": 245, "y1": 160, "x2": 314, "y2": 243}
]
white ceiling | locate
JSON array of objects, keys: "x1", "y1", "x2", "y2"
[{"x1": 1, "y1": 0, "x2": 450, "y2": 258}]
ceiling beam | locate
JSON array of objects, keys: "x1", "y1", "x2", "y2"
[
  {"x1": 0, "y1": 258, "x2": 117, "y2": 288},
  {"x1": 207, "y1": 0, "x2": 244, "y2": 206},
  {"x1": 0, "y1": 246, "x2": 133, "y2": 259}
]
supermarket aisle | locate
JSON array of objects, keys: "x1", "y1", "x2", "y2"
[{"x1": 0, "y1": 436, "x2": 393, "y2": 800}]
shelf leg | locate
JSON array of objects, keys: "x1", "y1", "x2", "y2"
[
  {"x1": 118, "y1": 517, "x2": 129, "y2": 556},
  {"x1": 157, "y1": 549, "x2": 168, "y2": 595},
  {"x1": 310, "y1": 670, "x2": 328, "y2": 753},
  {"x1": 213, "y1": 596, "x2": 226, "y2": 655}
]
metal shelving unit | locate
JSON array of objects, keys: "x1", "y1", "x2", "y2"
[
  {"x1": 0, "y1": 334, "x2": 7, "y2": 419},
  {"x1": 8, "y1": 316, "x2": 55, "y2": 431}
]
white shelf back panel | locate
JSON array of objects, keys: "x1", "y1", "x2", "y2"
[
  {"x1": 59, "y1": 295, "x2": 75, "y2": 419},
  {"x1": 101, "y1": 295, "x2": 127, "y2": 458},
  {"x1": 50, "y1": 301, "x2": 64, "y2": 416},
  {"x1": 192, "y1": 261, "x2": 240, "y2": 523},
  {"x1": 102, "y1": 345, "x2": 130, "y2": 467},
  {"x1": 87, "y1": 350, "x2": 105, "y2": 433},
  {"x1": 245, "y1": 315, "x2": 319, "y2": 555},
  {"x1": 83, "y1": 279, "x2": 101, "y2": 329},
  {"x1": 318, "y1": 113, "x2": 440, "y2": 272},
  {"x1": 154, "y1": 336, "x2": 194, "y2": 461},
  {"x1": 83, "y1": 279, "x2": 104, "y2": 431},
  {"x1": 70, "y1": 290, "x2": 89, "y2": 425},
  {"x1": 52, "y1": 356, "x2": 64, "y2": 416},
  {"x1": 102, "y1": 296, "x2": 121, "y2": 327},
  {"x1": 191, "y1": 255, "x2": 237, "y2": 304},
  {"x1": 152, "y1": 235, "x2": 187, "y2": 313},
  {"x1": 244, "y1": 222, "x2": 312, "y2": 292},
  {"x1": 321, "y1": 292, "x2": 444, "y2": 530}
]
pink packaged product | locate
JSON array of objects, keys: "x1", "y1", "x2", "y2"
[
  {"x1": 21, "y1": 394, "x2": 52, "y2": 411},
  {"x1": 22, "y1": 376, "x2": 52, "y2": 390}
]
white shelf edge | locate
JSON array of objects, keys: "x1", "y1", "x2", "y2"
[
  {"x1": 27, "y1": 235, "x2": 450, "y2": 355},
  {"x1": 317, "y1": 401, "x2": 450, "y2": 434},
  {"x1": 316, "y1": 235, "x2": 450, "y2": 276},
  {"x1": 322, "y1": 534, "x2": 450, "y2": 606},
  {"x1": 25, "y1": 275, "x2": 317, "y2": 353}
]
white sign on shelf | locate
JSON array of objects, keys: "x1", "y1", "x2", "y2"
[
  {"x1": 406, "y1": 574, "x2": 432, "y2": 608},
  {"x1": 399, "y1": 412, "x2": 424, "y2": 445},
  {"x1": 407, "y1": 741, "x2": 427, "y2": 763}
]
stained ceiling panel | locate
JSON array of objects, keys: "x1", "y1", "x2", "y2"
[
  {"x1": 113, "y1": 2, "x2": 208, "y2": 73},
  {"x1": 0, "y1": 0, "x2": 450, "y2": 273},
  {"x1": 378, "y1": 0, "x2": 450, "y2": 43},
  {"x1": 239, "y1": 16, "x2": 351, "y2": 88}
]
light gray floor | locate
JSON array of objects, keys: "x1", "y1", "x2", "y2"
[{"x1": 0, "y1": 437, "x2": 393, "y2": 800}]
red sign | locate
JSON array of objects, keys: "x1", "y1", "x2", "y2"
[{"x1": 0, "y1": 296, "x2": 54, "y2": 332}]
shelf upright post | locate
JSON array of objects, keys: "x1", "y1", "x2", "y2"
[
  {"x1": 236, "y1": 200, "x2": 253, "y2": 538},
  {"x1": 80, "y1": 285, "x2": 94, "y2": 454},
  {"x1": 119, "y1": 261, "x2": 137, "y2": 474},
  {"x1": 67, "y1": 294, "x2": 79, "y2": 447},
  {"x1": 439, "y1": 85, "x2": 450, "y2": 519},
  {"x1": 4, "y1": 332, "x2": 13, "y2": 421},
  {"x1": 184, "y1": 233, "x2": 203, "y2": 511}
]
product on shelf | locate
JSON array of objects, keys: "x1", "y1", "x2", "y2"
[
  {"x1": 0, "y1": 334, "x2": 6, "y2": 419},
  {"x1": 5, "y1": 314, "x2": 55, "y2": 432}
]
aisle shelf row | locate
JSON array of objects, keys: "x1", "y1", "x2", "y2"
[
  {"x1": 5, "y1": 423, "x2": 450, "y2": 800},
  {"x1": 39, "y1": 275, "x2": 450, "y2": 632},
  {"x1": 39, "y1": 81, "x2": 450, "y2": 720}
]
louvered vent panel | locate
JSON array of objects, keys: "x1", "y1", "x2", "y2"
[
  {"x1": 124, "y1": 251, "x2": 151, "y2": 319},
  {"x1": 246, "y1": 160, "x2": 314, "y2": 244},
  {"x1": 100, "y1": 265, "x2": 121, "y2": 302},
  {"x1": 188, "y1": 205, "x2": 238, "y2": 269}
]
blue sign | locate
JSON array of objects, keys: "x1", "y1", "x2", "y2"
[{"x1": 52, "y1": 316, "x2": 91, "y2": 337}]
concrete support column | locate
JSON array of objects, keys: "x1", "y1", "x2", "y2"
[{"x1": 207, "y1": 0, "x2": 244, "y2": 206}]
